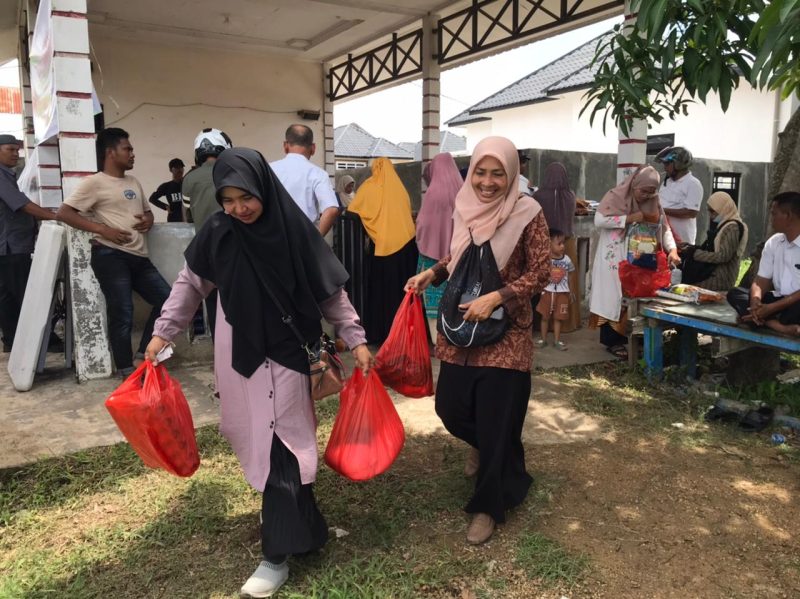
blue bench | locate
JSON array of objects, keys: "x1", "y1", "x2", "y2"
[{"x1": 640, "y1": 302, "x2": 800, "y2": 378}]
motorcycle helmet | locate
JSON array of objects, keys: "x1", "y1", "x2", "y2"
[
  {"x1": 655, "y1": 146, "x2": 693, "y2": 172},
  {"x1": 194, "y1": 128, "x2": 232, "y2": 165}
]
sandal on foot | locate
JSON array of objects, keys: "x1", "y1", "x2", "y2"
[
  {"x1": 554, "y1": 341, "x2": 568, "y2": 351},
  {"x1": 534, "y1": 339, "x2": 547, "y2": 348},
  {"x1": 606, "y1": 344, "x2": 628, "y2": 360}
]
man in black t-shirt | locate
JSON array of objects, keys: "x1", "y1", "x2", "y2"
[{"x1": 148, "y1": 158, "x2": 185, "y2": 222}]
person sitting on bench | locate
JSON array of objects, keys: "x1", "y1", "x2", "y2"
[{"x1": 727, "y1": 191, "x2": 800, "y2": 336}]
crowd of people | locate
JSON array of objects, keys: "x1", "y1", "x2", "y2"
[{"x1": 1, "y1": 123, "x2": 799, "y2": 598}]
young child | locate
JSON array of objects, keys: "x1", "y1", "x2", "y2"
[{"x1": 535, "y1": 228, "x2": 575, "y2": 350}]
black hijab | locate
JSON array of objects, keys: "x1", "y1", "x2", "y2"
[{"x1": 184, "y1": 147, "x2": 349, "y2": 377}]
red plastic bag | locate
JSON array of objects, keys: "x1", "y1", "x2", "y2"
[
  {"x1": 105, "y1": 361, "x2": 200, "y2": 477},
  {"x1": 374, "y1": 291, "x2": 434, "y2": 398},
  {"x1": 619, "y1": 251, "x2": 671, "y2": 298},
  {"x1": 324, "y1": 369, "x2": 405, "y2": 481}
]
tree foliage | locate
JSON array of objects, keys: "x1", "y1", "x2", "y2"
[{"x1": 582, "y1": 0, "x2": 800, "y2": 135}]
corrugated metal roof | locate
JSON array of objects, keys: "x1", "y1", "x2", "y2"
[{"x1": 446, "y1": 31, "x2": 612, "y2": 126}]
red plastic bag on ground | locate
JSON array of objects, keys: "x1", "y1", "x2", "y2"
[
  {"x1": 619, "y1": 251, "x2": 671, "y2": 298},
  {"x1": 324, "y1": 369, "x2": 405, "y2": 481},
  {"x1": 374, "y1": 291, "x2": 434, "y2": 398},
  {"x1": 105, "y1": 361, "x2": 200, "y2": 477}
]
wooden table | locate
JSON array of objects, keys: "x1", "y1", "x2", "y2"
[{"x1": 640, "y1": 301, "x2": 800, "y2": 378}]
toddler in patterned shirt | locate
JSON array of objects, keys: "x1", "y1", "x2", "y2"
[{"x1": 535, "y1": 228, "x2": 575, "y2": 350}]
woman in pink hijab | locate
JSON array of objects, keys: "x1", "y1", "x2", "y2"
[
  {"x1": 588, "y1": 166, "x2": 679, "y2": 359},
  {"x1": 406, "y1": 136, "x2": 550, "y2": 546},
  {"x1": 415, "y1": 152, "x2": 463, "y2": 317}
]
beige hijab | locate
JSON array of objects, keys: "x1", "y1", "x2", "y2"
[
  {"x1": 598, "y1": 166, "x2": 662, "y2": 217},
  {"x1": 449, "y1": 136, "x2": 541, "y2": 273},
  {"x1": 707, "y1": 191, "x2": 748, "y2": 257}
]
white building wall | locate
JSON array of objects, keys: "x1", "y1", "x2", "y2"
[
  {"x1": 460, "y1": 85, "x2": 788, "y2": 163},
  {"x1": 90, "y1": 35, "x2": 324, "y2": 220}
]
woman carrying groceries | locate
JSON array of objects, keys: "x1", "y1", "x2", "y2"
[
  {"x1": 588, "y1": 166, "x2": 680, "y2": 360},
  {"x1": 144, "y1": 148, "x2": 373, "y2": 598},
  {"x1": 406, "y1": 136, "x2": 550, "y2": 545}
]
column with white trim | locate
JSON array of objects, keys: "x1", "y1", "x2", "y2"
[
  {"x1": 616, "y1": 2, "x2": 648, "y2": 183},
  {"x1": 51, "y1": 0, "x2": 113, "y2": 380},
  {"x1": 421, "y1": 14, "x2": 441, "y2": 184}
]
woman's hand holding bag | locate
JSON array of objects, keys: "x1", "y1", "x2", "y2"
[
  {"x1": 324, "y1": 369, "x2": 405, "y2": 481},
  {"x1": 104, "y1": 361, "x2": 200, "y2": 477},
  {"x1": 375, "y1": 291, "x2": 433, "y2": 398}
]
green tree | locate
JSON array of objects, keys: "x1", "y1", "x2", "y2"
[{"x1": 582, "y1": 0, "x2": 800, "y2": 195}]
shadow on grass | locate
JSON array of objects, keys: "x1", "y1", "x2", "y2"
[
  {"x1": 5, "y1": 432, "x2": 503, "y2": 598},
  {"x1": 0, "y1": 426, "x2": 231, "y2": 527}
]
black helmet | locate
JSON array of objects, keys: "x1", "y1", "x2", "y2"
[
  {"x1": 194, "y1": 128, "x2": 232, "y2": 165},
  {"x1": 655, "y1": 146, "x2": 693, "y2": 171}
]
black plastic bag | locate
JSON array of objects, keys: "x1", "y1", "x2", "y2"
[{"x1": 437, "y1": 241, "x2": 509, "y2": 348}]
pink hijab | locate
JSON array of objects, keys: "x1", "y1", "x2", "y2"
[
  {"x1": 416, "y1": 152, "x2": 462, "y2": 260},
  {"x1": 449, "y1": 136, "x2": 541, "y2": 273},
  {"x1": 598, "y1": 166, "x2": 661, "y2": 217}
]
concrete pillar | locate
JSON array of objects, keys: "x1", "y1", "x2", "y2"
[
  {"x1": 421, "y1": 14, "x2": 441, "y2": 187},
  {"x1": 323, "y1": 62, "x2": 335, "y2": 183},
  {"x1": 50, "y1": 0, "x2": 112, "y2": 380},
  {"x1": 616, "y1": 2, "x2": 647, "y2": 183},
  {"x1": 19, "y1": 3, "x2": 34, "y2": 153}
]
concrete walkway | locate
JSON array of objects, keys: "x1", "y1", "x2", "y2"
[{"x1": 0, "y1": 326, "x2": 612, "y2": 470}]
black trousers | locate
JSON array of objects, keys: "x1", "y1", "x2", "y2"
[
  {"x1": 261, "y1": 435, "x2": 328, "y2": 559},
  {"x1": 435, "y1": 362, "x2": 533, "y2": 523},
  {"x1": 727, "y1": 287, "x2": 800, "y2": 325},
  {"x1": 0, "y1": 253, "x2": 32, "y2": 349}
]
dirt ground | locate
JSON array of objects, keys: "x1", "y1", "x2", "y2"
[{"x1": 527, "y1": 435, "x2": 800, "y2": 598}]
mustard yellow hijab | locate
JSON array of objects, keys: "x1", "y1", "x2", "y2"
[{"x1": 348, "y1": 157, "x2": 416, "y2": 256}]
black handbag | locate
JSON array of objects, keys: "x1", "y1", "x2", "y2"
[
  {"x1": 437, "y1": 240, "x2": 509, "y2": 348},
  {"x1": 681, "y1": 221, "x2": 744, "y2": 284}
]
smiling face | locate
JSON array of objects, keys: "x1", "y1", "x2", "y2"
[
  {"x1": 219, "y1": 186, "x2": 263, "y2": 224},
  {"x1": 471, "y1": 155, "x2": 509, "y2": 203}
]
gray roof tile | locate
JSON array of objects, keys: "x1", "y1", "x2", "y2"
[
  {"x1": 447, "y1": 31, "x2": 612, "y2": 126},
  {"x1": 396, "y1": 132, "x2": 466, "y2": 160},
  {"x1": 334, "y1": 123, "x2": 413, "y2": 159}
]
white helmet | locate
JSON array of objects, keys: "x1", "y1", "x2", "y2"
[{"x1": 194, "y1": 128, "x2": 232, "y2": 165}]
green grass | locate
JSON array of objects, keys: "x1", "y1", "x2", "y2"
[
  {"x1": 515, "y1": 533, "x2": 588, "y2": 585},
  {"x1": 0, "y1": 420, "x2": 555, "y2": 598},
  {"x1": 8, "y1": 358, "x2": 792, "y2": 597}
]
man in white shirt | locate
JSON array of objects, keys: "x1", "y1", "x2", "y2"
[
  {"x1": 270, "y1": 124, "x2": 340, "y2": 236},
  {"x1": 655, "y1": 146, "x2": 704, "y2": 244},
  {"x1": 727, "y1": 191, "x2": 800, "y2": 336}
]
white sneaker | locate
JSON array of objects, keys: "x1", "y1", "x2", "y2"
[{"x1": 240, "y1": 560, "x2": 289, "y2": 598}]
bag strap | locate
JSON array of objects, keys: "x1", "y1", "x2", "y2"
[{"x1": 241, "y1": 251, "x2": 318, "y2": 362}]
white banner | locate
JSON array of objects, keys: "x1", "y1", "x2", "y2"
[{"x1": 30, "y1": 0, "x2": 58, "y2": 144}]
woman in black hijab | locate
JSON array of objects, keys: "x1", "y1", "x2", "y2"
[{"x1": 146, "y1": 148, "x2": 373, "y2": 598}]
